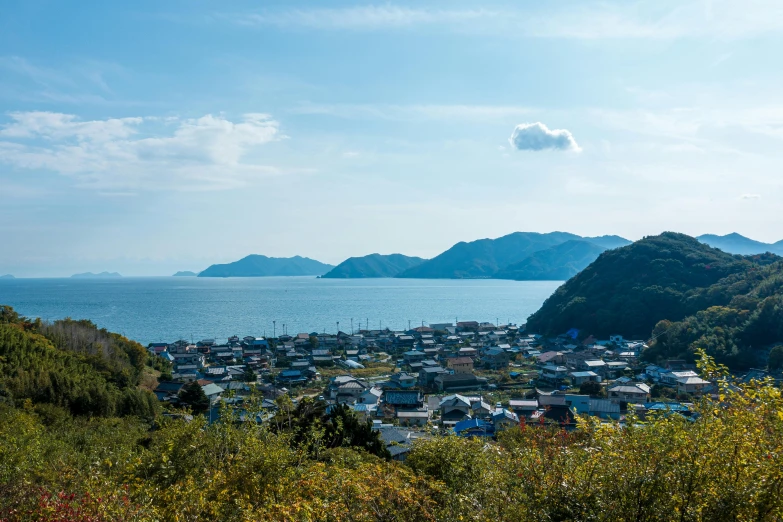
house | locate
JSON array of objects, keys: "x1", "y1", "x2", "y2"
[
  {"x1": 446, "y1": 357, "x2": 474, "y2": 374},
  {"x1": 153, "y1": 381, "x2": 184, "y2": 401},
  {"x1": 200, "y1": 382, "x2": 224, "y2": 404},
  {"x1": 277, "y1": 370, "x2": 308, "y2": 385},
  {"x1": 382, "y1": 390, "x2": 424, "y2": 412},
  {"x1": 403, "y1": 350, "x2": 426, "y2": 363},
  {"x1": 358, "y1": 387, "x2": 383, "y2": 405},
  {"x1": 458, "y1": 347, "x2": 478, "y2": 358},
  {"x1": 607, "y1": 382, "x2": 651, "y2": 404},
  {"x1": 676, "y1": 375, "x2": 712, "y2": 395},
  {"x1": 352, "y1": 403, "x2": 378, "y2": 422},
  {"x1": 374, "y1": 426, "x2": 415, "y2": 461},
  {"x1": 569, "y1": 371, "x2": 601, "y2": 386},
  {"x1": 539, "y1": 364, "x2": 569, "y2": 383},
  {"x1": 579, "y1": 359, "x2": 608, "y2": 376},
  {"x1": 483, "y1": 347, "x2": 510, "y2": 369},
  {"x1": 418, "y1": 366, "x2": 448, "y2": 388},
  {"x1": 439, "y1": 394, "x2": 472, "y2": 423},
  {"x1": 328, "y1": 376, "x2": 369, "y2": 402},
  {"x1": 397, "y1": 410, "x2": 430, "y2": 427},
  {"x1": 470, "y1": 399, "x2": 493, "y2": 419},
  {"x1": 434, "y1": 373, "x2": 488, "y2": 392},
  {"x1": 384, "y1": 372, "x2": 417, "y2": 389},
  {"x1": 509, "y1": 399, "x2": 539, "y2": 417},
  {"x1": 492, "y1": 408, "x2": 520, "y2": 431},
  {"x1": 454, "y1": 418, "x2": 493, "y2": 437}
]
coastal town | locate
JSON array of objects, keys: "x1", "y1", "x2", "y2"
[{"x1": 147, "y1": 319, "x2": 773, "y2": 460}]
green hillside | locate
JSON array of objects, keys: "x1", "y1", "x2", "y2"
[
  {"x1": 525, "y1": 233, "x2": 754, "y2": 338},
  {"x1": 0, "y1": 306, "x2": 159, "y2": 418},
  {"x1": 321, "y1": 253, "x2": 426, "y2": 278},
  {"x1": 495, "y1": 239, "x2": 608, "y2": 280}
]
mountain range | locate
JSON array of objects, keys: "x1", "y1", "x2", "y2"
[
  {"x1": 525, "y1": 232, "x2": 783, "y2": 369},
  {"x1": 696, "y1": 233, "x2": 783, "y2": 256},
  {"x1": 198, "y1": 255, "x2": 334, "y2": 278},
  {"x1": 99, "y1": 232, "x2": 779, "y2": 280},
  {"x1": 321, "y1": 254, "x2": 426, "y2": 278},
  {"x1": 396, "y1": 232, "x2": 632, "y2": 280},
  {"x1": 172, "y1": 271, "x2": 197, "y2": 277}
]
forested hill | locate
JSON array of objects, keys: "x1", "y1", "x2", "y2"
[
  {"x1": 199, "y1": 255, "x2": 333, "y2": 277},
  {"x1": 0, "y1": 305, "x2": 160, "y2": 418},
  {"x1": 525, "y1": 233, "x2": 756, "y2": 338},
  {"x1": 396, "y1": 231, "x2": 583, "y2": 279},
  {"x1": 494, "y1": 240, "x2": 607, "y2": 281},
  {"x1": 321, "y1": 253, "x2": 426, "y2": 278}
]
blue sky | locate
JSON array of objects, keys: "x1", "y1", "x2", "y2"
[{"x1": 1, "y1": 0, "x2": 783, "y2": 276}]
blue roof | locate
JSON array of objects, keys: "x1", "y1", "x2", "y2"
[
  {"x1": 279, "y1": 370, "x2": 303, "y2": 378},
  {"x1": 647, "y1": 402, "x2": 689, "y2": 412},
  {"x1": 383, "y1": 390, "x2": 421, "y2": 405},
  {"x1": 454, "y1": 418, "x2": 493, "y2": 436}
]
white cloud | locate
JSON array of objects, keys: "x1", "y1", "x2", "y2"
[
  {"x1": 739, "y1": 193, "x2": 761, "y2": 199},
  {"x1": 508, "y1": 122, "x2": 580, "y2": 152},
  {"x1": 0, "y1": 112, "x2": 284, "y2": 190}
]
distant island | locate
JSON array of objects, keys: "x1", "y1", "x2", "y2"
[
  {"x1": 321, "y1": 254, "x2": 426, "y2": 278},
  {"x1": 70, "y1": 272, "x2": 122, "y2": 278},
  {"x1": 172, "y1": 271, "x2": 198, "y2": 277},
  {"x1": 198, "y1": 255, "x2": 334, "y2": 278},
  {"x1": 0, "y1": 274, "x2": 14, "y2": 279},
  {"x1": 394, "y1": 232, "x2": 631, "y2": 280}
]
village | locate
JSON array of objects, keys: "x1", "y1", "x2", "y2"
[{"x1": 148, "y1": 320, "x2": 770, "y2": 461}]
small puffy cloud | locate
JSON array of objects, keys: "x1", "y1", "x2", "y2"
[
  {"x1": 0, "y1": 111, "x2": 283, "y2": 190},
  {"x1": 508, "y1": 122, "x2": 580, "y2": 152},
  {"x1": 739, "y1": 194, "x2": 761, "y2": 200}
]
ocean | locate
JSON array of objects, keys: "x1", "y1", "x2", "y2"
[{"x1": 0, "y1": 277, "x2": 561, "y2": 345}]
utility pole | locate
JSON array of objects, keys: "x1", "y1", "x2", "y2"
[
  {"x1": 336, "y1": 321, "x2": 340, "y2": 334},
  {"x1": 351, "y1": 318, "x2": 353, "y2": 334},
  {"x1": 273, "y1": 321, "x2": 276, "y2": 338},
  {"x1": 408, "y1": 319, "x2": 411, "y2": 331}
]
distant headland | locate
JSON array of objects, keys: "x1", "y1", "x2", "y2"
[{"x1": 173, "y1": 271, "x2": 198, "y2": 277}]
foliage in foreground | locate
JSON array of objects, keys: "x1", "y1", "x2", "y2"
[{"x1": 0, "y1": 352, "x2": 781, "y2": 521}]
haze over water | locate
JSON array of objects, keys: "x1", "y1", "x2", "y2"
[{"x1": 0, "y1": 277, "x2": 561, "y2": 345}]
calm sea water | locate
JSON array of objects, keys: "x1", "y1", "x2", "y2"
[{"x1": 0, "y1": 277, "x2": 561, "y2": 345}]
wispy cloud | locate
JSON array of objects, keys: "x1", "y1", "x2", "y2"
[
  {"x1": 226, "y1": 6, "x2": 497, "y2": 30},
  {"x1": 222, "y1": 1, "x2": 783, "y2": 39},
  {"x1": 509, "y1": 122, "x2": 580, "y2": 152},
  {"x1": 739, "y1": 193, "x2": 761, "y2": 199},
  {"x1": 0, "y1": 112, "x2": 286, "y2": 191},
  {"x1": 290, "y1": 102, "x2": 532, "y2": 121}
]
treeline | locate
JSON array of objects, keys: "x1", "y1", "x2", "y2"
[
  {"x1": 0, "y1": 305, "x2": 159, "y2": 418},
  {"x1": 647, "y1": 260, "x2": 783, "y2": 367},
  {"x1": 0, "y1": 352, "x2": 781, "y2": 521}
]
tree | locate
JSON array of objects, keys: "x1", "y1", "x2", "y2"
[
  {"x1": 769, "y1": 345, "x2": 783, "y2": 371},
  {"x1": 309, "y1": 335, "x2": 319, "y2": 350},
  {"x1": 579, "y1": 380, "x2": 603, "y2": 397},
  {"x1": 242, "y1": 366, "x2": 257, "y2": 383},
  {"x1": 179, "y1": 381, "x2": 210, "y2": 414}
]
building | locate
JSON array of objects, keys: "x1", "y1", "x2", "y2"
[
  {"x1": 446, "y1": 357, "x2": 475, "y2": 374},
  {"x1": 482, "y1": 347, "x2": 510, "y2": 370},
  {"x1": 434, "y1": 373, "x2": 488, "y2": 392},
  {"x1": 607, "y1": 382, "x2": 651, "y2": 404}
]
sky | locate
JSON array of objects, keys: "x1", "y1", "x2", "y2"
[{"x1": 1, "y1": 0, "x2": 783, "y2": 276}]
